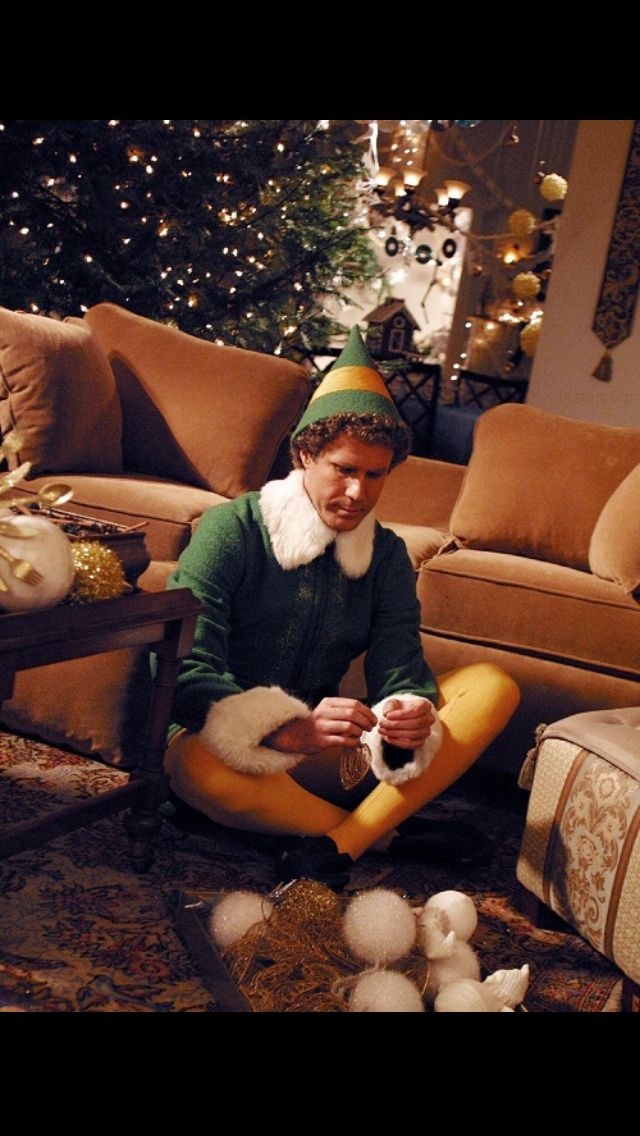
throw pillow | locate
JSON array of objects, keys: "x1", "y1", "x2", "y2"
[
  {"x1": 449, "y1": 404, "x2": 640, "y2": 570},
  {"x1": 0, "y1": 649, "x2": 150, "y2": 768},
  {"x1": 84, "y1": 303, "x2": 309, "y2": 498},
  {"x1": 589, "y1": 462, "x2": 640, "y2": 594},
  {"x1": 0, "y1": 308, "x2": 123, "y2": 475}
]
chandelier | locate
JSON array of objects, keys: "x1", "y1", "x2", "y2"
[
  {"x1": 363, "y1": 120, "x2": 479, "y2": 266},
  {"x1": 371, "y1": 173, "x2": 471, "y2": 237}
]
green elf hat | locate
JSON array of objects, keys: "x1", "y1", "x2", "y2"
[{"x1": 291, "y1": 324, "x2": 402, "y2": 439}]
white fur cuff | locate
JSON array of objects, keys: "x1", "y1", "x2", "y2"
[
  {"x1": 199, "y1": 686, "x2": 311, "y2": 775},
  {"x1": 364, "y1": 694, "x2": 443, "y2": 786}
]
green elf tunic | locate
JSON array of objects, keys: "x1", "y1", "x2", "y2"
[{"x1": 167, "y1": 469, "x2": 441, "y2": 786}]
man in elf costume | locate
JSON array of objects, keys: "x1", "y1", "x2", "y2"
[{"x1": 165, "y1": 327, "x2": 520, "y2": 882}]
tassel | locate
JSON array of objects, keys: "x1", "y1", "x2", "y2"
[
  {"x1": 518, "y1": 723, "x2": 548, "y2": 790},
  {"x1": 593, "y1": 351, "x2": 613, "y2": 382}
]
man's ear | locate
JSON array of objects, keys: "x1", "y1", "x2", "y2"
[{"x1": 299, "y1": 450, "x2": 312, "y2": 469}]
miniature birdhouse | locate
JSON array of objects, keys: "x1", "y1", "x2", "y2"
[{"x1": 365, "y1": 300, "x2": 419, "y2": 357}]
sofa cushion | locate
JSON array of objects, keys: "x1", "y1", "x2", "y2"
[
  {"x1": 0, "y1": 308, "x2": 123, "y2": 475},
  {"x1": 589, "y1": 462, "x2": 640, "y2": 595},
  {"x1": 19, "y1": 473, "x2": 227, "y2": 562},
  {"x1": 418, "y1": 547, "x2": 640, "y2": 679},
  {"x1": 449, "y1": 404, "x2": 640, "y2": 570},
  {"x1": 84, "y1": 303, "x2": 309, "y2": 498}
]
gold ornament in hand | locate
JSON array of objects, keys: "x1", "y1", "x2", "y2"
[{"x1": 339, "y1": 741, "x2": 371, "y2": 791}]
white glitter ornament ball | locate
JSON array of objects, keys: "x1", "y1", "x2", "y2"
[
  {"x1": 425, "y1": 940, "x2": 481, "y2": 1000},
  {"x1": 343, "y1": 888, "x2": 417, "y2": 966},
  {"x1": 350, "y1": 970, "x2": 424, "y2": 1013},
  {"x1": 434, "y1": 978, "x2": 493, "y2": 1013},
  {"x1": 209, "y1": 891, "x2": 273, "y2": 949},
  {"x1": 424, "y1": 890, "x2": 478, "y2": 942}
]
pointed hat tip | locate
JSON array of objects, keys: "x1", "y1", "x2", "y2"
[
  {"x1": 331, "y1": 324, "x2": 379, "y2": 373},
  {"x1": 291, "y1": 323, "x2": 403, "y2": 438}
]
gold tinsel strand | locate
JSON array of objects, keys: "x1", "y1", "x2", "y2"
[{"x1": 68, "y1": 541, "x2": 128, "y2": 603}]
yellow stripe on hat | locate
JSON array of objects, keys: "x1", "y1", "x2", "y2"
[{"x1": 309, "y1": 365, "x2": 394, "y2": 405}]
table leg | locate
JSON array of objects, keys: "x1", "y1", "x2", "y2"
[{"x1": 123, "y1": 648, "x2": 181, "y2": 871}]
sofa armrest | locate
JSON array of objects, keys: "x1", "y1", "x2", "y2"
[{"x1": 377, "y1": 455, "x2": 465, "y2": 529}]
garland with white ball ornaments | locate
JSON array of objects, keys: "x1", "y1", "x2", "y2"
[{"x1": 208, "y1": 882, "x2": 530, "y2": 1013}]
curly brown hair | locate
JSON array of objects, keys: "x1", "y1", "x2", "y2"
[{"x1": 291, "y1": 412, "x2": 411, "y2": 469}]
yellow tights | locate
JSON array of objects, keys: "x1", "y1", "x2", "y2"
[{"x1": 165, "y1": 662, "x2": 520, "y2": 862}]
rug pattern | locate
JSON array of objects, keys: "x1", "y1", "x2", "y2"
[{"x1": 0, "y1": 731, "x2": 623, "y2": 1012}]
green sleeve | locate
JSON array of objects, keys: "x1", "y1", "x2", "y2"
[
  {"x1": 166, "y1": 503, "x2": 248, "y2": 733},
  {"x1": 364, "y1": 532, "x2": 438, "y2": 707}
]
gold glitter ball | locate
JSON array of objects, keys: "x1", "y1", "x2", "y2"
[
  {"x1": 271, "y1": 879, "x2": 343, "y2": 930},
  {"x1": 540, "y1": 173, "x2": 568, "y2": 202},
  {"x1": 520, "y1": 318, "x2": 543, "y2": 358},
  {"x1": 508, "y1": 209, "x2": 536, "y2": 239},
  {"x1": 512, "y1": 271, "x2": 541, "y2": 300},
  {"x1": 68, "y1": 540, "x2": 128, "y2": 603}
]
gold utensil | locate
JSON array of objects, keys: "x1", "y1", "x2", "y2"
[
  {"x1": 0, "y1": 433, "x2": 23, "y2": 462},
  {"x1": 0, "y1": 461, "x2": 33, "y2": 494},
  {"x1": 29, "y1": 482, "x2": 75, "y2": 509},
  {"x1": 0, "y1": 481, "x2": 74, "y2": 513},
  {"x1": 0, "y1": 546, "x2": 43, "y2": 586}
]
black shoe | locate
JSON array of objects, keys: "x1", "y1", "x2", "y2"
[
  {"x1": 389, "y1": 819, "x2": 494, "y2": 868},
  {"x1": 279, "y1": 835, "x2": 353, "y2": 887}
]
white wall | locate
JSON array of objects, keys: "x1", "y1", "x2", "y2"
[
  {"x1": 325, "y1": 212, "x2": 469, "y2": 363},
  {"x1": 528, "y1": 120, "x2": 640, "y2": 426}
]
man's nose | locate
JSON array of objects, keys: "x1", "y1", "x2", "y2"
[{"x1": 345, "y1": 476, "x2": 365, "y2": 500}]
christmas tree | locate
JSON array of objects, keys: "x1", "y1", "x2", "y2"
[{"x1": 0, "y1": 119, "x2": 379, "y2": 353}]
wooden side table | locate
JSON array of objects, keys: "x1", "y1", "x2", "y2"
[{"x1": 0, "y1": 588, "x2": 201, "y2": 870}]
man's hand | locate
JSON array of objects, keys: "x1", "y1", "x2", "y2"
[
  {"x1": 377, "y1": 697, "x2": 436, "y2": 751},
  {"x1": 265, "y1": 697, "x2": 378, "y2": 756}
]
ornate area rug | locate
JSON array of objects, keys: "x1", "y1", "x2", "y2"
[{"x1": 0, "y1": 730, "x2": 623, "y2": 1013}]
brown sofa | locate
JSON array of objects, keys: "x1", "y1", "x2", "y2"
[
  {"x1": 1, "y1": 303, "x2": 639, "y2": 773},
  {"x1": 0, "y1": 302, "x2": 310, "y2": 572},
  {"x1": 377, "y1": 404, "x2": 640, "y2": 768}
]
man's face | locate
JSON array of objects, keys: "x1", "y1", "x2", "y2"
[{"x1": 299, "y1": 434, "x2": 394, "y2": 532}]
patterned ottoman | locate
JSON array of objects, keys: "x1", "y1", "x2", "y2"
[{"x1": 516, "y1": 708, "x2": 640, "y2": 1011}]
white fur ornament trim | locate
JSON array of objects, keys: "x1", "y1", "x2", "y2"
[
  {"x1": 199, "y1": 686, "x2": 311, "y2": 774},
  {"x1": 363, "y1": 694, "x2": 443, "y2": 785}
]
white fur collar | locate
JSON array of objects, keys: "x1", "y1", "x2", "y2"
[{"x1": 259, "y1": 469, "x2": 376, "y2": 578}]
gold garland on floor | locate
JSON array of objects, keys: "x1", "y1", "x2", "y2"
[{"x1": 220, "y1": 880, "x2": 430, "y2": 1013}]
